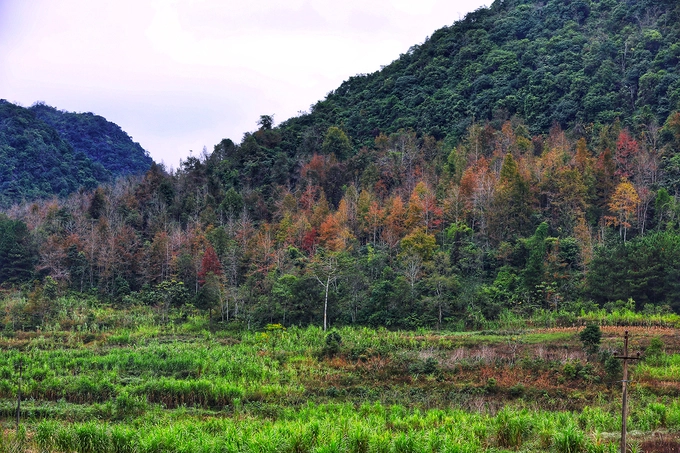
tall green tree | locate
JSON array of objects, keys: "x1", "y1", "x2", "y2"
[{"x1": 0, "y1": 215, "x2": 35, "y2": 284}]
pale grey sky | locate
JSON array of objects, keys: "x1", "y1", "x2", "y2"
[{"x1": 0, "y1": 0, "x2": 488, "y2": 168}]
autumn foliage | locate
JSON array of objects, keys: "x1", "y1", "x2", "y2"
[{"x1": 3, "y1": 117, "x2": 680, "y2": 328}]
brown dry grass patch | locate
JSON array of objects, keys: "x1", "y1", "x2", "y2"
[{"x1": 641, "y1": 433, "x2": 680, "y2": 453}]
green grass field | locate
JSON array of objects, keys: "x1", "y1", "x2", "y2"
[{"x1": 2, "y1": 300, "x2": 680, "y2": 452}]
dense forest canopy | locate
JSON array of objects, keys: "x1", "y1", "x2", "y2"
[
  {"x1": 0, "y1": 100, "x2": 153, "y2": 207},
  {"x1": 30, "y1": 103, "x2": 153, "y2": 179},
  {"x1": 3, "y1": 0, "x2": 680, "y2": 330},
  {"x1": 0, "y1": 100, "x2": 105, "y2": 207},
  {"x1": 277, "y1": 0, "x2": 680, "y2": 148}
]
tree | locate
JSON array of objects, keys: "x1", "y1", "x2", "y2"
[
  {"x1": 364, "y1": 200, "x2": 384, "y2": 245},
  {"x1": 196, "y1": 272, "x2": 223, "y2": 320},
  {"x1": 198, "y1": 246, "x2": 222, "y2": 284},
  {"x1": 25, "y1": 276, "x2": 59, "y2": 327},
  {"x1": 615, "y1": 129, "x2": 639, "y2": 179},
  {"x1": 579, "y1": 324, "x2": 602, "y2": 355},
  {"x1": 310, "y1": 249, "x2": 345, "y2": 331},
  {"x1": 152, "y1": 280, "x2": 189, "y2": 323},
  {"x1": 197, "y1": 245, "x2": 224, "y2": 319},
  {"x1": 606, "y1": 179, "x2": 640, "y2": 241},
  {"x1": 220, "y1": 188, "x2": 244, "y2": 218},
  {"x1": 491, "y1": 153, "x2": 532, "y2": 242},
  {"x1": 0, "y1": 215, "x2": 35, "y2": 284},
  {"x1": 423, "y1": 271, "x2": 459, "y2": 329},
  {"x1": 88, "y1": 187, "x2": 107, "y2": 219},
  {"x1": 322, "y1": 126, "x2": 352, "y2": 160},
  {"x1": 400, "y1": 228, "x2": 438, "y2": 262},
  {"x1": 459, "y1": 157, "x2": 495, "y2": 240},
  {"x1": 521, "y1": 222, "x2": 549, "y2": 304},
  {"x1": 405, "y1": 182, "x2": 442, "y2": 233},
  {"x1": 257, "y1": 115, "x2": 274, "y2": 130},
  {"x1": 382, "y1": 196, "x2": 406, "y2": 250},
  {"x1": 272, "y1": 273, "x2": 298, "y2": 326},
  {"x1": 36, "y1": 235, "x2": 69, "y2": 282}
]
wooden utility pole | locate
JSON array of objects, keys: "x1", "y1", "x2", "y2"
[{"x1": 615, "y1": 331, "x2": 640, "y2": 453}]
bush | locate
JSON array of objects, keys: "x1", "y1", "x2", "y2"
[
  {"x1": 645, "y1": 337, "x2": 664, "y2": 364},
  {"x1": 408, "y1": 357, "x2": 439, "y2": 376},
  {"x1": 580, "y1": 324, "x2": 602, "y2": 354},
  {"x1": 603, "y1": 354, "x2": 622, "y2": 382},
  {"x1": 509, "y1": 383, "x2": 525, "y2": 397},
  {"x1": 485, "y1": 377, "x2": 498, "y2": 394},
  {"x1": 321, "y1": 331, "x2": 342, "y2": 357}
]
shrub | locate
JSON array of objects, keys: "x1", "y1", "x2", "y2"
[
  {"x1": 485, "y1": 377, "x2": 498, "y2": 394},
  {"x1": 580, "y1": 324, "x2": 602, "y2": 355},
  {"x1": 409, "y1": 357, "x2": 439, "y2": 376},
  {"x1": 563, "y1": 361, "x2": 578, "y2": 380},
  {"x1": 645, "y1": 337, "x2": 664, "y2": 365},
  {"x1": 322, "y1": 331, "x2": 342, "y2": 357},
  {"x1": 509, "y1": 383, "x2": 525, "y2": 398},
  {"x1": 603, "y1": 354, "x2": 622, "y2": 382}
]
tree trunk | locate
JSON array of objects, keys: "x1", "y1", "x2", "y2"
[{"x1": 324, "y1": 275, "x2": 330, "y2": 331}]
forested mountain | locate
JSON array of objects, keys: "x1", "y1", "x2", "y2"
[
  {"x1": 0, "y1": 100, "x2": 105, "y2": 207},
  {"x1": 277, "y1": 0, "x2": 680, "y2": 149},
  {"x1": 3, "y1": 0, "x2": 680, "y2": 331},
  {"x1": 0, "y1": 100, "x2": 153, "y2": 207},
  {"x1": 30, "y1": 103, "x2": 153, "y2": 178}
]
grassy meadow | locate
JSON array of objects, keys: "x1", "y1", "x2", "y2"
[{"x1": 2, "y1": 295, "x2": 680, "y2": 452}]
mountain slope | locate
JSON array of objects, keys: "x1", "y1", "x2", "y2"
[
  {"x1": 0, "y1": 100, "x2": 154, "y2": 207},
  {"x1": 30, "y1": 103, "x2": 153, "y2": 178},
  {"x1": 278, "y1": 0, "x2": 680, "y2": 149},
  {"x1": 0, "y1": 100, "x2": 106, "y2": 206}
]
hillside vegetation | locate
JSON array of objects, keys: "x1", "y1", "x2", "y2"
[
  {"x1": 2, "y1": 0, "x2": 680, "y2": 330},
  {"x1": 279, "y1": 0, "x2": 680, "y2": 148},
  {"x1": 0, "y1": 101, "x2": 105, "y2": 207},
  {"x1": 4, "y1": 0, "x2": 680, "y2": 449},
  {"x1": 30, "y1": 103, "x2": 153, "y2": 179},
  {"x1": 0, "y1": 100, "x2": 152, "y2": 207}
]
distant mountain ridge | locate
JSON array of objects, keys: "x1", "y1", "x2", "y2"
[
  {"x1": 30, "y1": 103, "x2": 153, "y2": 178},
  {"x1": 0, "y1": 100, "x2": 153, "y2": 207}
]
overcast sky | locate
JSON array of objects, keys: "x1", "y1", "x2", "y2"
[{"x1": 0, "y1": 0, "x2": 489, "y2": 168}]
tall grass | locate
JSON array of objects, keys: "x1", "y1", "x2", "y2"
[
  {"x1": 0, "y1": 323, "x2": 674, "y2": 453},
  {"x1": 22, "y1": 402, "x2": 629, "y2": 453}
]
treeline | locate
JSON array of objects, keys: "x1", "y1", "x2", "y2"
[{"x1": 3, "y1": 113, "x2": 680, "y2": 330}]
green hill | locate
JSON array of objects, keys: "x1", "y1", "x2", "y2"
[
  {"x1": 278, "y1": 0, "x2": 680, "y2": 149},
  {"x1": 30, "y1": 102, "x2": 153, "y2": 178},
  {"x1": 0, "y1": 100, "x2": 105, "y2": 206},
  {"x1": 0, "y1": 100, "x2": 153, "y2": 207},
  {"x1": 4, "y1": 0, "x2": 680, "y2": 323}
]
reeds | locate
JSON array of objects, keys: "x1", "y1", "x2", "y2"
[{"x1": 25, "y1": 403, "x2": 630, "y2": 453}]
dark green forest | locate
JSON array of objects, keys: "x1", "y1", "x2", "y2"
[
  {"x1": 279, "y1": 0, "x2": 680, "y2": 148},
  {"x1": 31, "y1": 103, "x2": 153, "y2": 179},
  {"x1": 0, "y1": 100, "x2": 152, "y2": 208},
  {"x1": 2, "y1": 0, "x2": 680, "y2": 331},
  {"x1": 0, "y1": 100, "x2": 105, "y2": 207}
]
